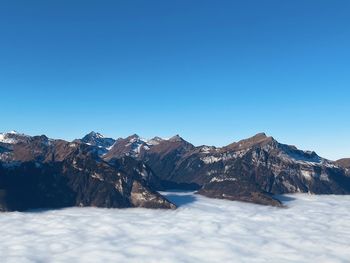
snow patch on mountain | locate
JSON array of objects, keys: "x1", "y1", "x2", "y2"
[
  {"x1": 201, "y1": 156, "x2": 222, "y2": 164},
  {"x1": 119, "y1": 135, "x2": 176, "y2": 157},
  {"x1": 210, "y1": 177, "x2": 237, "y2": 183},
  {"x1": 0, "y1": 134, "x2": 14, "y2": 144},
  {"x1": 300, "y1": 170, "x2": 313, "y2": 180},
  {"x1": 0, "y1": 131, "x2": 29, "y2": 144}
]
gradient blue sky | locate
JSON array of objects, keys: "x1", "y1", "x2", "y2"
[{"x1": 0, "y1": 0, "x2": 349, "y2": 160}]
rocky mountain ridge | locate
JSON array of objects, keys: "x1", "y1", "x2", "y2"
[
  {"x1": 0, "y1": 132, "x2": 175, "y2": 212},
  {"x1": 1, "y1": 130, "x2": 349, "y2": 209},
  {"x1": 103, "y1": 132, "x2": 350, "y2": 205}
]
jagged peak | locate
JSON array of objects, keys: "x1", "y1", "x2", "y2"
[
  {"x1": 169, "y1": 134, "x2": 184, "y2": 142},
  {"x1": 79, "y1": 131, "x2": 115, "y2": 149},
  {"x1": 85, "y1": 131, "x2": 104, "y2": 138}
]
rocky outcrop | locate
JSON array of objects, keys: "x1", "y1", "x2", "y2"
[{"x1": 130, "y1": 180, "x2": 176, "y2": 209}]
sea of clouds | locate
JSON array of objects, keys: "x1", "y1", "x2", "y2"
[{"x1": 0, "y1": 192, "x2": 349, "y2": 263}]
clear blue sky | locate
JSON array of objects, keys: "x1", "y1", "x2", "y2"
[{"x1": 0, "y1": 0, "x2": 349, "y2": 160}]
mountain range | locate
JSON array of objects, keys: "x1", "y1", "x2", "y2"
[{"x1": 1, "y1": 131, "x2": 349, "y2": 211}]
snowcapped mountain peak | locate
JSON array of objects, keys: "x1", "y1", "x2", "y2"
[
  {"x1": 147, "y1": 136, "x2": 165, "y2": 145},
  {"x1": 86, "y1": 131, "x2": 104, "y2": 139},
  {"x1": 80, "y1": 132, "x2": 115, "y2": 148},
  {"x1": 0, "y1": 131, "x2": 30, "y2": 144},
  {"x1": 1, "y1": 130, "x2": 24, "y2": 136}
]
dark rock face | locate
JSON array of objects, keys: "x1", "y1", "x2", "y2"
[
  {"x1": 198, "y1": 180, "x2": 282, "y2": 207},
  {"x1": 0, "y1": 162, "x2": 75, "y2": 212},
  {"x1": 0, "y1": 134, "x2": 175, "y2": 212},
  {"x1": 105, "y1": 133, "x2": 350, "y2": 206},
  {"x1": 60, "y1": 152, "x2": 175, "y2": 210}
]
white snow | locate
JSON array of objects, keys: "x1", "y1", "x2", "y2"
[
  {"x1": 124, "y1": 137, "x2": 147, "y2": 156},
  {"x1": 91, "y1": 173, "x2": 104, "y2": 181},
  {"x1": 201, "y1": 156, "x2": 222, "y2": 164},
  {"x1": 300, "y1": 170, "x2": 313, "y2": 180},
  {"x1": 277, "y1": 150, "x2": 334, "y2": 167},
  {"x1": 123, "y1": 136, "x2": 166, "y2": 156},
  {"x1": 200, "y1": 150, "x2": 251, "y2": 164},
  {"x1": 210, "y1": 177, "x2": 237, "y2": 183},
  {"x1": 0, "y1": 192, "x2": 349, "y2": 263},
  {"x1": 320, "y1": 172, "x2": 330, "y2": 181},
  {"x1": 143, "y1": 145, "x2": 150, "y2": 150},
  {"x1": 199, "y1": 146, "x2": 213, "y2": 154},
  {"x1": 134, "y1": 143, "x2": 142, "y2": 154},
  {"x1": 95, "y1": 133, "x2": 104, "y2": 139},
  {"x1": 146, "y1": 137, "x2": 165, "y2": 146},
  {"x1": 0, "y1": 131, "x2": 29, "y2": 144},
  {"x1": 0, "y1": 133, "x2": 17, "y2": 144}
]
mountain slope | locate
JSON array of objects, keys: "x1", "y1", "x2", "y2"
[
  {"x1": 104, "y1": 134, "x2": 148, "y2": 158},
  {"x1": 0, "y1": 133, "x2": 175, "y2": 211},
  {"x1": 104, "y1": 132, "x2": 350, "y2": 206},
  {"x1": 105, "y1": 135, "x2": 195, "y2": 185},
  {"x1": 336, "y1": 158, "x2": 350, "y2": 169},
  {"x1": 1, "y1": 130, "x2": 349, "y2": 208}
]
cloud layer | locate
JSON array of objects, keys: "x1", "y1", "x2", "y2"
[{"x1": 0, "y1": 192, "x2": 349, "y2": 263}]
